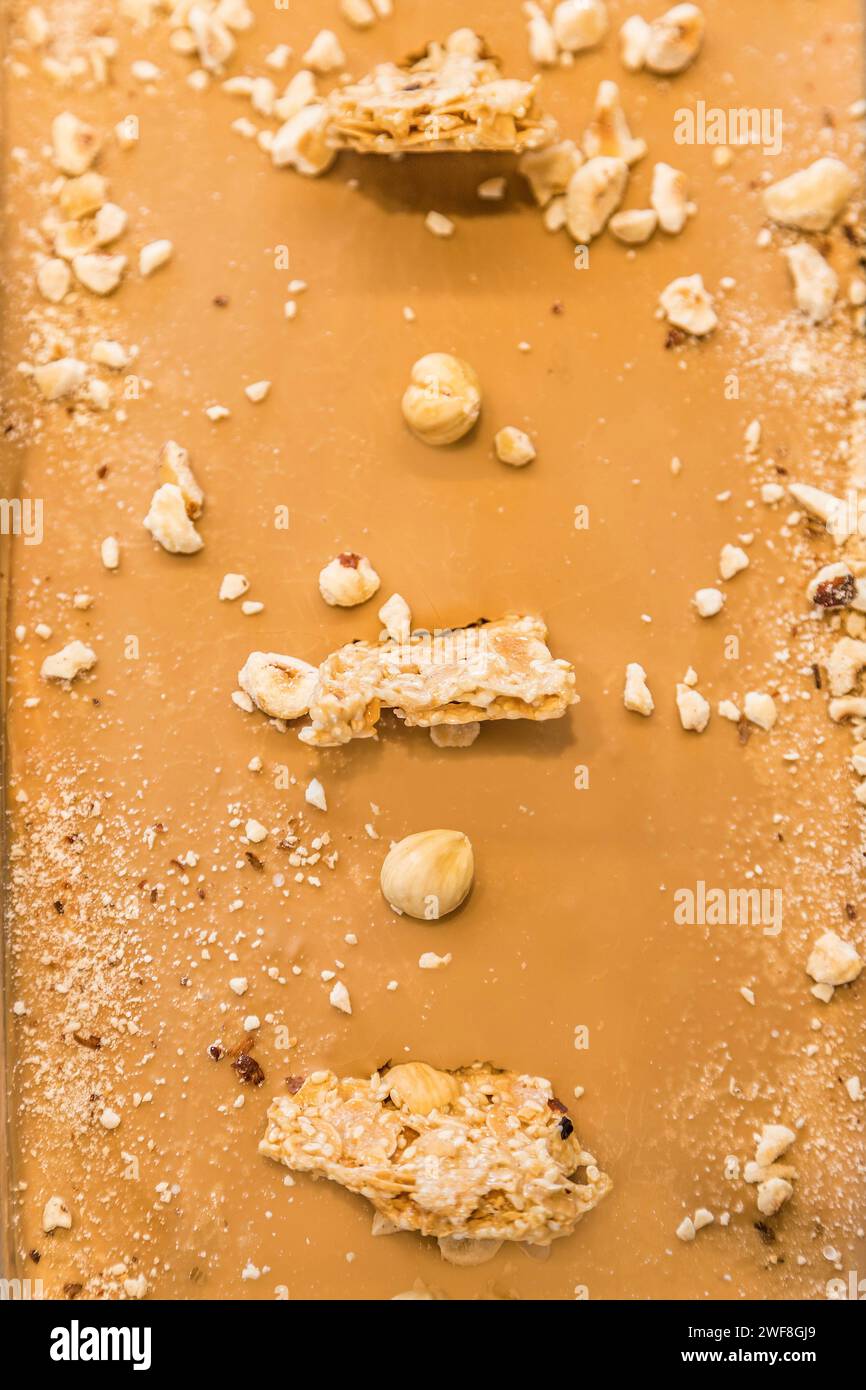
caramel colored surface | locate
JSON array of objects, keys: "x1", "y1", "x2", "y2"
[{"x1": 2, "y1": 0, "x2": 864, "y2": 1299}]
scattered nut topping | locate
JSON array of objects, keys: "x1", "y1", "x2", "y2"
[
  {"x1": 754, "y1": 1123, "x2": 796, "y2": 1168},
  {"x1": 430, "y1": 722, "x2": 481, "y2": 748},
  {"x1": 378, "y1": 592, "x2": 411, "y2": 642},
  {"x1": 619, "y1": 14, "x2": 651, "y2": 70},
  {"x1": 52, "y1": 111, "x2": 101, "y2": 175},
  {"x1": 139, "y1": 239, "x2": 173, "y2": 277},
  {"x1": 40, "y1": 640, "x2": 96, "y2": 684},
  {"x1": 303, "y1": 29, "x2": 345, "y2": 74},
  {"x1": 305, "y1": 778, "x2": 327, "y2": 812},
  {"x1": 59, "y1": 171, "x2": 106, "y2": 219},
  {"x1": 552, "y1": 0, "x2": 609, "y2": 53},
  {"x1": 158, "y1": 444, "x2": 200, "y2": 510},
  {"x1": 495, "y1": 425, "x2": 536, "y2": 466},
  {"x1": 100, "y1": 536, "x2": 120, "y2": 571},
  {"x1": 719, "y1": 543, "x2": 749, "y2": 580},
  {"x1": 380, "y1": 829, "x2": 474, "y2": 921},
  {"x1": 33, "y1": 357, "x2": 86, "y2": 401},
  {"x1": 72, "y1": 251, "x2": 125, "y2": 295},
  {"x1": 651, "y1": 162, "x2": 689, "y2": 234},
  {"x1": 693, "y1": 587, "x2": 724, "y2": 618},
  {"x1": 42, "y1": 1196, "x2": 73, "y2": 1233},
  {"x1": 385, "y1": 1062, "x2": 461, "y2": 1115},
  {"x1": 36, "y1": 257, "x2": 71, "y2": 303},
  {"x1": 402, "y1": 353, "x2": 481, "y2": 446},
  {"x1": 219, "y1": 573, "x2": 250, "y2": 601},
  {"x1": 808, "y1": 563, "x2": 857, "y2": 608},
  {"x1": 762, "y1": 157, "x2": 856, "y2": 231},
  {"x1": 756, "y1": 1177, "x2": 793, "y2": 1217},
  {"x1": 318, "y1": 552, "x2": 381, "y2": 607},
  {"x1": 237, "y1": 651, "x2": 318, "y2": 721},
  {"x1": 806, "y1": 930, "x2": 862, "y2": 986},
  {"x1": 783, "y1": 242, "x2": 838, "y2": 324},
  {"x1": 643, "y1": 4, "x2": 705, "y2": 74},
  {"x1": 329, "y1": 979, "x2": 352, "y2": 1014},
  {"x1": 743, "y1": 691, "x2": 777, "y2": 731},
  {"x1": 244, "y1": 379, "x2": 271, "y2": 402},
  {"x1": 659, "y1": 273, "x2": 717, "y2": 336},
  {"x1": 582, "y1": 80, "x2": 646, "y2": 166},
  {"x1": 565, "y1": 155, "x2": 628, "y2": 243},
  {"x1": 519, "y1": 140, "x2": 583, "y2": 207},
  {"x1": 609, "y1": 208, "x2": 657, "y2": 245},
  {"x1": 425, "y1": 210, "x2": 455, "y2": 238},
  {"x1": 623, "y1": 662, "x2": 654, "y2": 715},
  {"x1": 143, "y1": 484, "x2": 203, "y2": 555},
  {"x1": 676, "y1": 682, "x2": 710, "y2": 732}
]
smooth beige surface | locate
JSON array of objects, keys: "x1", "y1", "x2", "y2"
[{"x1": 2, "y1": 0, "x2": 864, "y2": 1299}]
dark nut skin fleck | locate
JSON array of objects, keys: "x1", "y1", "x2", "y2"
[
  {"x1": 338, "y1": 552, "x2": 361, "y2": 569},
  {"x1": 232, "y1": 1053, "x2": 265, "y2": 1086},
  {"x1": 285, "y1": 1075, "x2": 305, "y2": 1094},
  {"x1": 813, "y1": 574, "x2": 857, "y2": 608}
]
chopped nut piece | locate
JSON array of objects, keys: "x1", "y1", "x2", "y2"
[
  {"x1": 582, "y1": 81, "x2": 646, "y2": 166},
  {"x1": 430, "y1": 722, "x2": 480, "y2": 748},
  {"x1": 526, "y1": 7, "x2": 558, "y2": 67},
  {"x1": 58, "y1": 171, "x2": 107, "y2": 219},
  {"x1": 303, "y1": 29, "x2": 345, "y2": 74},
  {"x1": 676, "y1": 683, "x2": 710, "y2": 732},
  {"x1": 188, "y1": 6, "x2": 236, "y2": 72},
  {"x1": 743, "y1": 691, "x2": 777, "y2": 731},
  {"x1": 806, "y1": 930, "x2": 862, "y2": 986},
  {"x1": 402, "y1": 353, "x2": 481, "y2": 446},
  {"x1": 158, "y1": 440, "x2": 203, "y2": 519},
  {"x1": 381, "y1": 829, "x2": 474, "y2": 920},
  {"x1": 274, "y1": 70, "x2": 318, "y2": 124},
  {"x1": 72, "y1": 251, "x2": 125, "y2": 295},
  {"x1": 783, "y1": 243, "x2": 838, "y2": 324},
  {"x1": 651, "y1": 162, "x2": 689, "y2": 233},
  {"x1": 271, "y1": 103, "x2": 336, "y2": 176},
  {"x1": 143, "y1": 484, "x2": 203, "y2": 555},
  {"x1": 519, "y1": 140, "x2": 583, "y2": 207},
  {"x1": 623, "y1": 662, "x2": 654, "y2": 715},
  {"x1": 245, "y1": 818, "x2": 267, "y2": 843},
  {"x1": 566, "y1": 155, "x2": 628, "y2": 243},
  {"x1": 260, "y1": 1064, "x2": 611, "y2": 1248},
  {"x1": 419, "y1": 950, "x2": 452, "y2": 969},
  {"x1": 340, "y1": 0, "x2": 376, "y2": 28},
  {"x1": 693, "y1": 587, "x2": 724, "y2": 617},
  {"x1": 36, "y1": 257, "x2": 71, "y2": 303},
  {"x1": 305, "y1": 778, "x2": 327, "y2": 811},
  {"x1": 808, "y1": 563, "x2": 857, "y2": 609},
  {"x1": 94, "y1": 202, "x2": 127, "y2": 246},
  {"x1": 139, "y1": 239, "x2": 173, "y2": 276},
  {"x1": 91, "y1": 339, "x2": 129, "y2": 370},
  {"x1": 495, "y1": 425, "x2": 536, "y2": 466},
  {"x1": 718, "y1": 699, "x2": 740, "y2": 722},
  {"x1": 219, "y1": 573, "x2": 249, "y2": 601},
  {"x1": 33, "y1": 357, "x2": 86, "y2": 401},
  {"x1": 378, "y1": 592, "x2": 411, "y2": 642},
  {"x1": 42, "y1": 1195, "x2": 73, "y2": 1233},
  {"x1": 609, "y1": 208, "x2": 657, "y2": 244},
  {"x1": 659, "y1": 273, "x2": 717, "y2": 336},
  {"x1": 826, "y1": 637, "x2": 866, "y2": 696},
  {"x1": 788, "y1": 481, "x2": 845, "y2": 531},
  {"x1": 755, "y1": 1124, "x2": 796, "y2": 1167},
  {"x1": 244, "y1": 379, "x2": 271, "y2": 402},
  {"x1": 619, "y1": 14, "x2": 651, "y2": 70},
  {"x1": 52, "y1": 111, "x2": 101, "y2": 175},
  {"x1": 553, "y1": 0, "x2": 609, "y2": 52},
  {"x1": 644, "y1": 3, "x2": 704, "y2": 74},
  {"x1": 719, "y1": 543, "x2": 749, "y2": 579},
  {"x1": 477, "y1": 176, "x2": 506, "y2": 200},
  {"x1": 237, "y1": 652, "x2": 318, "y2": 721},
  {"x1": 329, "y1": 980, "x2": 352, "y2": 1014},
  {"x1": 425, "y1": 210, "x2": 455, "y2": 238},
  {"x1": 100, "y1": 537, "x2": 119, "y2": 571},
  {"x1": 756, "y1": 1177, "x2": 793, "y2": 1217},
  {"x1": 40, "y1": 640, "x2": 96, "y2": 683},
  {"x1": 384, "y1": 1062, "x2": 461, "y2": 1115},
  {"x1": 763, "y1": 157, "x2": 856, "y2": 232},
  {"x1": 54, "y1": 220, "x2": 98, "y2": 260},
  {"x1": 319, "y1": 552, "x2": 380, "y2": 607}
]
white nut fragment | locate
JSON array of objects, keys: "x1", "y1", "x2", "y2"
[
  {"x1": 659, "y1": 274, "x2": 717, "y2": 336},
  {"x1": 36, "y1": 257, "x2": 71, "y2": 303},
  {"x1": 139, "y1": 239, "x2": 173, "y2": 276},
  {"x1": 378, "y1": 592, "x2": 411, "y2": 642},
  {"x1": 676, "y1": 682, "x2": 710, "y2": 732},
  {"x1": 565, "y1": 155, "x2": 628, "y2": 243},
  {"x1": 495, "y1": 426, "x2": 536, "y2": 466},
  {"x1": 526, "y1": 7, "x2": 558, "y2": 67},
  {"x1": 303, "y1": 29, "x2": 345, "y2": 73},
  {"x1": 92, "y1": 339, "x2": 129, "y2": 370},
  {"x1": 519, "y1": 140, "x2": 583, "y2": 207},
  {"x1": 692, "y1": 587, "x2": 724, "y2": 618},
  {"x1": 719, "y1": 543, "x2": 749, "y2": 579},
  {"x1": 188, "y1": 5, "x2": 236, "y2": 72},
  {"x1": 94, "y1": 202, "x2": 128, "y2": 246},
  {"x1": 788, "y1": 481, "x2": 845, "y2": 532},
  {"x1": 756, "y1": 1177, "x2": 793, "y2": 1217},
  {"x1": 54, "y1": 220, "x2": 98, "y2": 260},
  {"x1": 329, "y1": 979, "x2": 352, "y2": 1014},
  {"x1": 675, "y1": 1215, "x2": 696, "y2": 1242},
  {"x1": 305, "y1": 777, "x2": 327, "y2": 811},
  {"x1": 425, "y1": 210, "x2": 455, "y2": 238},
  {"x1": 430, "y1": 722, "x2": 481, "y2": 749},
  {"x1": 72, "y1": 251, "x2": 126, "y2": 295},
  {"x1": 219, "y1": 572, "x2": 250, "y2": 601},
  {"x1": 826, "y1": 637, "x2": 866, "y2": 696},
  {"x1": 763, "y1": 157, "x2": 856, "y2": 232},
  {"x1": 52, "y1": 111, "x2": 101, "y2": 175},
  {"x1": 237, "y1": 651, "x2": 318, "y2": 720},
  {"x1": 552, "y1": 0, "x2": 609, "y2": 52},
  {"x1": 42, "y1": 1195, "x2": 73, "y2": 1233},
  {"x1": 609, "y1": 208, "x2": 657, "y2": 244},
  {"x1": 651, "y1": 162, "x2": 689, "y2": 233},
  {"x1": 319, "y1": 551, "x2": 380, "y2": 607},
  {"x1": 645, "y1": 4, "x2": 704, "y2": 74},
  {"x1": 340, "y1": 0, "x2": 375, "y2": 28},
  {"x1": 582, "y1": 81, "x2": 646, "y2": 166},
  {"x1": 718, "y1": 699, "x2": 740, "y2": 722},
  {"x1": 438, "y1": 1236, "x2": 503, "y2": 1267},
  {"x1": 244, "y1": 379, "x2": 271, "y2": 402},
  {"x1": 245, "y1": 818, "x2": 267, "y2": 843},
  {"x1": 381, "y1": 829, "x2": 474, "y2": 921},
  {"x1": 274, "y1": 70, "x2": 318, "y2": 123},
  {"x1": 143, "y1": 484, "x2": 203, "y2": 555},
  {"x1": 100, "y1": 536, "x2": 120, "y2": 571},
  {"x1": 384, "y1": 1062, "x2": 460, "y2": 1115},
  {"x1": 783, "y1": 243, "x2": 838, "y2": 324},
  {"x1": 743, "y1": 691, "x2": 777, "y2": 731},
  {"x1": 58, "y1": 171, "x2": 107, "y2": 219},
  {"x1": 41, "y1": 640, "x2": 96, "y2": 683},
  {"x1": 623, "y1": 662, "x2": 654, "y2": 715},
  {"x1": 754, "y1": 1124, "x2": 795, "y2": 1167},
  {"x1": 158, "y1": 440, "x2": 203, "y2": 519},
  {"x1": 402, "y1": 352, "x2": 481, "y2": 446},
  {"x1": 271, "y1": 104, "x2": 336, "y2": 176},
  {"x1": 806, "y1": 930, "x2": 862, "y2": 986},
  {"x1": 33, "y1": 357, "x2": 86, "y2": 401},
  {"x1": 619, "y1": 14, "x2": 651, "y2": 70}
]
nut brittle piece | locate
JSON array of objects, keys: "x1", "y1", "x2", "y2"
[
  {"x1": 297, "y1": 613, "x2": 577, "y2": 747},
  {"x1": 260, "y1": 1063, "x2": 611, "y2": 1248},
  {"x1": 325, "y1": 30, "x2": 557, "y2": 154}
]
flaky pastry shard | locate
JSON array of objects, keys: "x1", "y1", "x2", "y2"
[
  {"x1": 298, "y1": 613, "x2": 577, "y2": 747},
  {"x1": 325, "y1": 29, "x2": 557, "y2": 154},
  {"x1": 260, "y1": 1063, "x2": 611, "y2": 1250}
]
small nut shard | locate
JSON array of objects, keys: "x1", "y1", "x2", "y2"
[
  {"x1": 623, "y1": 662, "x2": 654, "y2": 715},
  {"x1": 552, "y1": 0, "x2": 609, "y2": 52},
  {"x1": 158, "y1": 440, "x2": 203, "y2": 519},
  {"x1": 303, "y1": 29, "x2": 345, "y2": 74},
  {"x1": 565, "y1": 155, "x2": 628, "y2": 243},
  {"x1": 495, "y1": 425, "x2": 536, "y2": 466},
  {"x1": 659, "y1": 273, "x2": 717, "y2": 336},
  {"x1": 651, "y1": 162, "x2": 689, "y2": 234},
  {"x1": 806, "y1": 930, "x2": 862, "y2": 986},
  {"x1": 33, "y1": 357, "x2": 86, "y2": 401},
  {"x1": 380, "y1": 828, "x2": 474, "y2": 920},
  {"x1": 582, "y1": 81, "x2": 646, "y2": 167},
  {"x1": 271, "y1": 103, "x2": 336, "y2": 176},
  {"x1": 139, "y1": 239, "x2": 173, "y2": 277},
  {"x1": 430, "y1": 722, "x2": 480, "y2": 748},
  {"x1": 319, "y1": 552, "x2": 381, "y2": 607},
  {"x1": 609, "y1": 208, "x2": 657, "y2": 244},
  {"x1": 644, "y1": 3, "x2": 704, "y2": 74},
  {"x1": 143, "y1": 483, "x2": 203, "y2": 555},
  {"x1": 41, "y1": 640, "x2": 96, "y2": 683},
  {"x1": 676, "y1": 682, "x2": 710, "y2": 732},
  {"x1": 402, "y1": 352, "x2": 481, "y2": 446},
  {"x1": 42, "y1": 1195, "x2": 73, "y2": 1233},
  {"x1": 783, "y1": 243, "x2": 838, "y2": 324},
  {"x1": 237, "y1": 651, "x2": 319, "y2": 721},
  {"x1": 36, "y1": 258, "x2": 71, "y2": 303},
  {"x1": 378, "y1": 592, "x2": 411, "y2": 642},
  {"x1": 763, "y1": 157, "x2": 856, "y2": 232},
  {"x1": 260, "y1": 1063, "x2": 611, "y2": 1248},
  {"x1": 743, "y1": 691, "x2": 777, "y2": 731},
  {"x1": 619, "y1": 14, "x2": 651, "y2": 70},
  {"x1": 72, "y1": 251, "x2": 126, "y2": 295},
  {"x1": 519, "y1": 140, "x2": 584, "y2": 207},
  {"x1": 52, "y1": 111, "x2": 101, "y2": 175}
]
